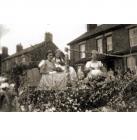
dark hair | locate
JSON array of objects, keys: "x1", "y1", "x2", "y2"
[{"x1": 47, "y1": 50, "x2": 53, "y2": 56}]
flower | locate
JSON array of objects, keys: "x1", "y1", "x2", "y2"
[
  {"x1": 0, "y1": 82, "x2": 9, "y2": 89},
  {"x1": 0, "y1": 76, "x2": 7, "y2": 83}
]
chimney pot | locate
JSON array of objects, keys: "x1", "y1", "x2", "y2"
[
  {"x1": 45, "y1": 32, "x2": 53, "y2": 42},
  {"x1": 87, "y1": 24, "x2": 97, "y2": 32},
  {"x1": 16, "y1": 44, "x2": 23, "y2": 53},
  {"x1": 2, "y1": 47, "x2": 8, "y2": 59}
]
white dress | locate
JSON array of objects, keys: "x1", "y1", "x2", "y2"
[
  {"x1": 54, "y1": 61, "x2": 78, "y2": 89},
  {"x1": 38, "y1": 59, "x2": 57, "y2": 90},
  {"x1": 85, "y1": 60, "x2": 103, "y2": 79},
  {"x1": 38, "y1": 59, "x2": 77, "y2": 90}
]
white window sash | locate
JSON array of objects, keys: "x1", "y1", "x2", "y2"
[
  {"x1": 129, "y1": 27, "x2": 137, "y2": 47},
  {"x1": 79, "y1": 44, "x2": 86, "y2": 58},
  {"x1": 97, "y1": 39, "x2": 103, "y2": 54},
  {"x1": 107, "y1": 36, "x2": 112, "y2": 51}
]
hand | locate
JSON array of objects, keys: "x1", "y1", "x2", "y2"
[
  {"x1": 84, "y1": 69, "x2": 90, "y2": 74},
  {"x1": 42, "y1": 72, "x2": 49, "y2": 74},
  {"x1": 55, "y1": 67, "x2": 64, "y2": 72}
]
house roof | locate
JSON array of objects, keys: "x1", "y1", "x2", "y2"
[
  {"x1": 68, "y1": 24, "x2": 129, "y2": 45},
  {"x1": 2, "y1": 41, "x2": 58, "y2": 61}
]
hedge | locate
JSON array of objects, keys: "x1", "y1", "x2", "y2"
[{"x1": 18, "y1": 73, "x2": 137, "y2": 112}]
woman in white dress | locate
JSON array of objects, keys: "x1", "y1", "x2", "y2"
[
  {"x1": 38, "y1": 50, "x2": 77, "y2": 90},
  {"x1": 38, "y1": 50, "x2": 57, "y2": 90},
  {"x1": 85, "y1": 50, "x2": 103, "y2": 79},
  {"x1": 53, "y1": 49, "x2": 78, "y2": 90}
]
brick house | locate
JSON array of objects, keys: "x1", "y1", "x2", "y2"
[
  {"x1": 1, "y1": 32, "x2": 61, "y2": 73},
  {"x1": 0, "y1": 47, "x2": 9, "y2": 74},
  {"x1": 68, "y1": 24, "x2": 137, "y2": 73},
  {"x1": 1, "y1": 32, "x2": 63, "y2": 86}
]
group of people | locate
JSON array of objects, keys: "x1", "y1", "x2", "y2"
[
  {"x1": 38, "y1": 49, "x2": 77, "y2": 90},
  {"x1": 38, "y1": 49, "x2": 105, "y2": 90}
]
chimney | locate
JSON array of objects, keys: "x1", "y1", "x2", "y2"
[
  {"x1": 16, "y1": 43, "x2": 23, "y2": 53},
  {"x1": 87, "y1": 24, "x2": 97, "y2": 32},
  {"x1": 2, "y1": 47, "x2": 8, "y2": 58},
  {"x1": 45, "y1": 32, "x2": 53, "y2": 42}
]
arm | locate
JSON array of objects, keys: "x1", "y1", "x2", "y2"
[
  {"x1": 39, "y1": 60, "x2": 49, "y2": 74},
  {"x1": 98, "y1": 61, "x2": 104, "y2": 70},
  {"x1": 84, "y1": 62, "x2": 91, "y2": 74},
  {"x1": 38, "y1": 60, "x2": 45, "y2": 68}
]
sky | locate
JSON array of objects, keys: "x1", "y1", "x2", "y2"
[{"x1": 0, "y1": 24, "x2": 86, "y2": 55}]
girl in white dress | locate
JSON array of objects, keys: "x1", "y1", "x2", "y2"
[
  {"x1": 53, "y1": 49, "x2": 77, "y2": 90},
  {"x1": 85, "y1": 50, "x2": 103, "y2": 79}
]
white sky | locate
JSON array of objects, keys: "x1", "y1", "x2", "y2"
[{"x1": 0, "y1": 24, "x2": 86, "y2": 55}]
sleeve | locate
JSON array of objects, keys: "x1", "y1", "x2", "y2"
[
  {"x1": 98, "y1": 61, "x2": 103, "y2": 68},
  {"x1": 70, "y1": 67, "x2": 78, "y2": 81},
  {"x1": 38, "y1": 60, "x2": 46, "y2": 68},
  {"x1": 85, "y1": 61, "x2": 91, "y2": 69}
]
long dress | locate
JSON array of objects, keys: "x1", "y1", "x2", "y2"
[
  {"x1": 38, "y1": 58, "x2": 77, "y2": 90},
  {"x1": 54, "y1": 60, "x2": 78, "y2": 90},
  {"x1": 85, "y1": 60, "x2": 103, "y2": 79},
  {"x1": 38, "y1": 59, "x2": 57, "y2": 90}
]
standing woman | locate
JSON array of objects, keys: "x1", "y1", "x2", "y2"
[
  {"x1": 38, "y1": 50, "x2": 56, "y2": 90},
  {"x1": 85, "y1": 50, "x2": 104, "y2": 79}
]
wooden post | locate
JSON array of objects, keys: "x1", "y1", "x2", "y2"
[{"x1": 65, "y1": 47, "x2": 71, "y2": 87}]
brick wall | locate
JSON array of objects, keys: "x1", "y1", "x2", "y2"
[
  {"x1": 112, "y1": 27, "x2": 130, "y2": 53},
  {"x1": 86, "y1": 38, "x2": 97, "y2": 57},
  {"x1": 70, "y1": 26, "x2": 131, "y2": 60}
]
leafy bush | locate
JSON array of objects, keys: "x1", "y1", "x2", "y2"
[
  {"x1": 18, "y1": 73, "x2": 137, "y2": 112},
  {"x1": 7, "y1": 63, "x2": 137, "y2": 112}
]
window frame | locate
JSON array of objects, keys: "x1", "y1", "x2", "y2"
[
  {"x1": 79, "y1": 43, "x2": 86, "y2": 59},
  {"x1": 106, "y1": 35, "x2": 113, "y2": 52},
  {"x1": 129, "y1": 27, "x2": 137, "y2": 47},
  {"x1": 96, "y1": 38, "x2": 103, "y2": 54},
  {"x1": 127, "y1": 55, "x2": 136, "y2": 71}
]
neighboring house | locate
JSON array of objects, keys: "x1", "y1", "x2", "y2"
[
  {"x1": 0, "y1": 47, "x2": 9, "y2": 74},
  {"x1": 68, "y1": 24, "x2": 137, "y2": 73},
  {"x1": 1, "y1": 32, "x2": 60, "y2": 74},
  {"x1": 1, "y1": 32, "x2": 63, "y2": 86}
]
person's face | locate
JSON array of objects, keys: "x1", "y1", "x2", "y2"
[
  {"x1": 55, "y1": 51, "x2": 61, "y2": 58},
  {"x1": 92, "y1": 53, "x2": 97, "y2": 60},
  {"x1": 47, "y1": 53, "x2": 53, "y2": 61}
]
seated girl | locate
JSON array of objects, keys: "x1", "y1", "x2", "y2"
[{"x1": 53, "y1": 49, "x2": 78, "y2": 89}]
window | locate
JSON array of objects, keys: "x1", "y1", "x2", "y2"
[
  {"x1": 22, "y1": 57, "x2": 26, "y2": 63},
  {"x1": 129, "y1": 27, "x2": 137, "y2": 47},
  {"x1": 127, "y1": 56, "x2": 136, "y2": 71},
  {"x1": 97, "y1": 38, "x2": 103, "y2": 54},
  {"x1": 15, "y1": 57, "x2": 18, "y2": 64},
  {"x1": 22, "y1": 55, "x2": 26, "y2": 63},
  {"x1": 79, "y1": 44, "x2": 86, "y2": 58},
  {"x1": 107, "y1": 36, "x2": 113, "y2": 51}
]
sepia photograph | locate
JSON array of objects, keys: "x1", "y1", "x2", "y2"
[
  {"x1": 0, "y1": 24, "x2": 137, "y2": 112},
  {"x1": 1, "y1": 0, "x2": 137, "y2": 139}
]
